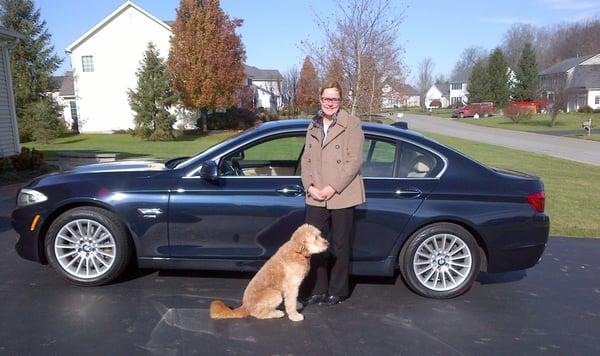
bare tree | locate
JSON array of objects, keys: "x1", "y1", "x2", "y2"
[
  {"x1": 501, "y1": 23, "x2": 536, "y2": 70},
  {"x1": 281, "y1": 66, "x2": 300, "y2": 117},
  {"x1": 450, "y1": 46, "x2": 488, "y2": 81},
  {"x1": 416, "y1": 58, "x2": 434, "y2": 109},
  {"x1": 304, "y1": 0, "x2": 408, "y2": 116}
]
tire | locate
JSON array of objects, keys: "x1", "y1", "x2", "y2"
[
  {"x1": 458, "y1": 113, "x2": 464, "y2": 119},
  {"x1": 483, "y1": 113, "x2": 489, "y2": 118},
  {"x1": 45, "y1": 207, "x2": 131, "y2": 286},
  {"x1": 400, "y1": 223, "x2": 480, "y2": 298}
]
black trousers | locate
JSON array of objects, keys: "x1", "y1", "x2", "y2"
[{"x1": 302, "y1": 205, "x2": 354, "y2": 297}]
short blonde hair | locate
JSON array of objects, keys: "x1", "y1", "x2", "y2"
[{"x1": 320, "y1": 80, "x2": 343, "y2": 99}]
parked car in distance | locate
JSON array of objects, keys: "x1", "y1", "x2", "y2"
[
  {"x1": 11, "y1": 120, "x2": 549, "y2": 299},
  {"x1": 452, "y1": 102, "x2": 495, "y2": 118}
]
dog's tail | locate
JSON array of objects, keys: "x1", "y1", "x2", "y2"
[{"x1": 210, "y1": 300, "x2": 250, "y2": 319}]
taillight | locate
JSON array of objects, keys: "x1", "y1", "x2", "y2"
[{"x1": 527, "y1": 191, "x2": 545, "y2": 213}]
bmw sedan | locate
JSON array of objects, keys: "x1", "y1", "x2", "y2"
[{"x1": 12, "y1": 120, "x2": 549, "y2": 298}]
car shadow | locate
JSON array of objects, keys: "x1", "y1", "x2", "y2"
[
  {"x1": 0, "y1": 216, "x2": 12, "y2": 233},
  {"x1": 476, "y1": 270, "x2": 527, "y2": 284}
]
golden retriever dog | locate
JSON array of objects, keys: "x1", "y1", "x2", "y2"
[{"x1": 210, "y1": 224, "x2": 328, "y2": 321}]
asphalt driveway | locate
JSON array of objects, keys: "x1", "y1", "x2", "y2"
[
  {"x1": 394, "y1": 114, "x2": 600, "y2": 166},
  {"x1": 0, "y1": 185, "x2": 599, "y2": 355}
]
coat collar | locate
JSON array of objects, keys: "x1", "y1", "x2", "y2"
[{"x1": 308, "y1": 110, "x2": 349, "y2": 146}]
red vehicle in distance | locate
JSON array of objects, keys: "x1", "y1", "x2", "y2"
[{"x1": 452, "y1": 102, "x2": 495, "y2": 118}]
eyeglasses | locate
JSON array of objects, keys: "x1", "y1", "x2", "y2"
[{"x1": 321, "y1": 97, "x2": 341, "y2": 104}]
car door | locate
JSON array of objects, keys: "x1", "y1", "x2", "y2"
[
  {"x1": 168, "y1": 132, "x2": 307, "y2": 259},
  {"x1": 353, "y1": 135, "x2": 442, "y2": 262}
]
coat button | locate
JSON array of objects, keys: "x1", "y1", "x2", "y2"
[
  {"x1": 335, "y1": 145, "x2": 340, "y2": 149},
  {"x1": 337, "y1": 159, "x2": 341, "y2": 164},
  {"x1": 309, "y1": 144, "x2": 312, "y2": 148},
  {"x1": 308, "y1": 159, "x2": 311, "y2": 163}
]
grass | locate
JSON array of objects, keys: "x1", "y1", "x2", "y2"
[
  {"x1": 17, "y1": 127, "x2": 600, "y2": 238},
  {"x1": 21, "y1": 131, "x2": 236, "y2": 160}
]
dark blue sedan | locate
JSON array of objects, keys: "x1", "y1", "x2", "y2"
[{"x1": 12, "y1": 120, "x2": 549, "y2": 298}]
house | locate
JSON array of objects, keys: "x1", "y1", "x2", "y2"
[
  {"x1": 539, "y1": 53, "x2": 600, "y2": 112},
  {"x1": 244, "y1": 65, "x2": 283, "y2": 111},
  {"x1": 49, "y1": 71, "x2": 78, "y2": 131},
  {"x1": 381, "y1": 83, "x2": 420, "y2": 108},
  {"x1": 65, "y1": 1, "x2": 282, "y2": 133},
  {"x1": 425, "y1": 83, "x2": 450, "y2": 109},
  {"x1": 448, "y1": 77, "x2": 468, "y2": 106},
  {"x1": 0, "y1": 27, "x2": 23, "y2": 158}
]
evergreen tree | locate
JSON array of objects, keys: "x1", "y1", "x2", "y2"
[
  {"x1": 128, "y1": 42, "x2": 178, "y2": 141},
  {"x1": 512, "y1": 42, "x2": 539, "y2": 101},
  {"x1": 487, "y1": 48, "x2": 511, "y2": 108},
  {"x1": 467, "y1": 60, "x2": 489, "y2": 103},
  {"x1": 167, "y1": 0, "x2": 246, "y2": 133},
  {"x1": 0, "y1": 0, "x2": 63, "y2": 141},
  {"x1": 295, "y1": 56, "x2": 320, "y2": 114}
]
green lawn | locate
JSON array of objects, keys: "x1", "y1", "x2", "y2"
[
  {"x1": 21, "y1": 131, "x2": 236, "y2": 160},
  {"x1": 20, "y1": 128, "x2": 600, "y2": 238}
]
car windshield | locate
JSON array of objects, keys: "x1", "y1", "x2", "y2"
[{"x1": 172, "y1": 127, "x2": 258, "y2": 170}]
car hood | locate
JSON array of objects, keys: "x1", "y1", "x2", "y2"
[{"x1": 64, "y1": 159, "x2": 168, "y2": 174}]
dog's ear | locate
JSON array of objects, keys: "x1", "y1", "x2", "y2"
[{"x1": 291, "y1": 225, "x2": 308, "y2": 254}]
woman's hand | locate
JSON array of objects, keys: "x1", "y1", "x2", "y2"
[
  {"x1": 308, "y1": 186, "x2": 326, "y2": 201},
  {"x1": 319, "y1": 185, "x2": 336, "y2": 201}
]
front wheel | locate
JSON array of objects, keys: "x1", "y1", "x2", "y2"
[
  {"x1": 400, "y1": 223, "x2": 480, "y2": 298},
  {"x1": 45, "y1": 207, "x2": 131, "y2": 286}
]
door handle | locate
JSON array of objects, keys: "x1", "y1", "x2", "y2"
[
  {"x1": 276, "y1": 185, "x2": 304, "y2": 196},
  {"x1": 394, "y1": 188, "x2": 422, "y2": 198}
]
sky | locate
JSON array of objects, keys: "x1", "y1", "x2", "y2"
[{"x1": 37, "y1": 0, "x2": 600, "y2": 85}]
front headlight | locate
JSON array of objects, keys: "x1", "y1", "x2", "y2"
[{"x1": 17, "y1": 189, "x2": 48, "y2": 207}]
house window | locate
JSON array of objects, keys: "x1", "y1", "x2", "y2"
[
  {"x1": 596, "y1": 96, "x2": 600, "y2": 105},
  {"x1": 451, "y1": 83, "x2": 462, "y2": 90},
  {"x1": 82, "y1": 56, "x2": 94, "y2": 72},
  {"x1": 451, "y1": 97, "x2": 463, "y2": 104},
  {"x1": 69, "y1": 101, "x2": 78, "y2": 121}
]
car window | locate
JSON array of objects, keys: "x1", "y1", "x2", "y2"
[
  {"x1": 219, "y1": 135, "x2": 305, "y2": 177},
  {"x1": 398, "y1": 141, "x2": 440, "y2": 178},
  {"x1": 362, "y1": 137, "x2": 396, "y2": 178}
]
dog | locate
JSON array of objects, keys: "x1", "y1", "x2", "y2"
[{"x1": 210, "y1": 224, "x2": 328, "y2": 321}]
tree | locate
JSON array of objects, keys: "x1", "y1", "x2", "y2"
[
  {"x1": 512, "y1": 42, "x2": 539, "y2": 101},
  {"x1": 295, "y1": 56, "x2": 320, "y2": 114},
  {"x1": 0, "y1": 0, "x2": 62, "y2": 141},
  {"x1": 281, "y1": 66, "x2": 299, "y2": 117},
  {"x1": 467, "y1": 60, "x2": 489, "y2": 103},
  {"x1": 416, "y1": 58, "x2": 434, "y2": 109},
  {"x1": 450, "y1": 46, "x2": 488, "y2": 81},
  {"x1": 305, "y1": 0, "x2": 407, "y2": 116},
  {"x1": 501, "y1": 23, "x2": 536, "y2": 70},
  {"x1": 487, "y1": 48, "x2": 510, "y2": 108},
  {"x1": 128, "y1": 42, "x2": 178, "y2": 141},
  {"x1": 167, "y1": 0, "x2": 246, "y2": 133}
]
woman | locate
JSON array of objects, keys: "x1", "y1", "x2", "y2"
[{"x1": 300, "y1": 80, "x2": 365, "y2": 306}]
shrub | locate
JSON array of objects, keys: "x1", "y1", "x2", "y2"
[
  {"x1": 504, "y1": 104, "x2": 535, "y2": 122},
  {"x1": 10, "y1": 147, "x2": 45, "y2": 171},
  {"x1": 578, "y1": 105, "x2": 594, "y2": 113},
  {"x1": 429, "y1": 99, "x2": 442, "y2": 109},
  {"x1": 19, "y1": 98, "x2": 67, "y2": 143},
  {"x1": 449, "y1": 101, "x2": 464, "y2": 109},
  {"x1": 0, "y1": 157, "x2": 13, "y2": 174},
  {"x1": 204, "y1": 107, "x2": 258, "y2": 130}
]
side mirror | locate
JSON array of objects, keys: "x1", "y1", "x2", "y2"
[{"x1": 199, "y1": 160, "x2": 218, "y2": 181}]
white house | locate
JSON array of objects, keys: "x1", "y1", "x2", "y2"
[
  {"x1": 49, "y1": 71, "x2": 77, "y2": 131},
  {"x1": 0, "y1": 27, "x2": 22, "y2": 158},
  {"x1": 382, "y1": 83, "x2": 420, "y2": 108},
  {"x1": 449, "y1": 77, "x2": 468, "y2": 106},
  {"x1": 539, "y1": 53, "x2": 600, "y2": 112},
  {"x1": 425, "y1": 83, "x2": 450, "y2": 109},
  {"x1": 65, "y1": 1, "x2": 282, "y2": 133}
]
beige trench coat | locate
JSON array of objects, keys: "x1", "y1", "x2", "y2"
[{"x1": 301, "y1": 110, "x2": 366, "y2": 209}]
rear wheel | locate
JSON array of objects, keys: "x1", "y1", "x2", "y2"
[
  {"x1": 45, "y1": 207, "x2": 131, "y2": 286},
  {"x1": 458, "y1": 113, "x2": 464, "y2": 119},
  {"x1": 400, "y1": 223, "x2": 480, "y2": 298}
]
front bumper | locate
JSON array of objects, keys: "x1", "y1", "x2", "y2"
[{"x1": 12, "y1": 207, "x2": 47, "y2": 263}]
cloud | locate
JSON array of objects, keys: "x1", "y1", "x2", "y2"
[
  {"x1": 478, "y1": 17, "x2": 540, "y2": 25},
  {"x1": 540, "y1": 0, "x2": 600, "y2": 10},
  {"x1": 569, "y1": 11, "x2": 600, "y2": 22}
]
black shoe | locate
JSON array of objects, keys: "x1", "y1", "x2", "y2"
[
  {"x1": 299, "y1": 293, "x2": 326, "y2": 306},
  {"x1": 320, "y1": 295, "x2": 347, "y2": 306}
]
